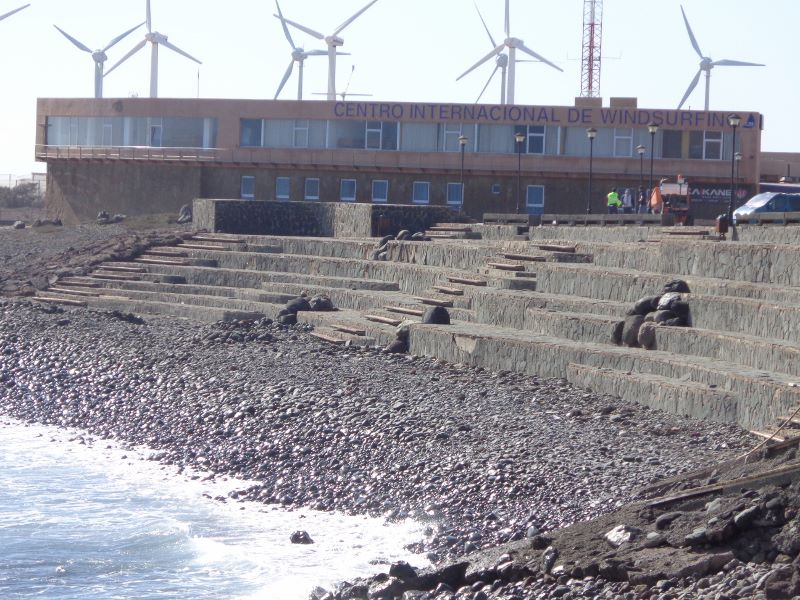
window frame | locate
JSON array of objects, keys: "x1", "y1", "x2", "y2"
[
  {"x1": 372, "y1": 179, "x2": 389, "y2": 203},
  {"x1": 304, "y1": 177, "x2": 320, "y2": 201},
  {"x1": 275, "y1": 176, "x2": 290, "y2": 201},
  {"x1": 240, "y1": 175, "x2": 255, "y2": 200},
  {"x1": 447, "y1": 182, "x2": 464, "y2": 207},
  {"x1": 340, "y1": 179, "x2": 356, "y2": 202},
  {"x1": 412, "y1": 181, "x2": 430, "y2": 205}
]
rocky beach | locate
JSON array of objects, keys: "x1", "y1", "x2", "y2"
[{"x1": 2, "y1": 224, "x2": 800, "y2": 599}]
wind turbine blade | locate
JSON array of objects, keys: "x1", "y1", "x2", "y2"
[
  {"x1": 680, "y1": 5, "x2": 703, "y2": 58},
  {"x1": 677, "y1": 69, "x2": 702, "y2": 109},
  {"x1": 104, "y1": 39, "x2": 147, "y2": 78},
  {"x1": 476, "y1": 64, "x2": 500, "y2": 104},
  {"x1": 275, "y1": 1, "x2": 295, "y2": 48},
  {"x1": 146, "y1": 0, "x2": 152, "y2": 32},
  {"x1": 333, "y1": 0, "x2": 379, "y2": 36},
  {"x1": 0, "y1": 4, "x2": 29, "y2": 22},
  {"x1": 474, "y1": 1, "x2": 497, "y2": 48},
  {"x1": 712, "y1": 59, "x2": 765, "y2": 67},
  {"x1": 516, "y1": 42, "x2": 563, "y2": 72},
  {"x1": 53, "y1": 25, "x2": 92, "y2": 53},
  {"x1": 102, "y1": 21, "x2": 145, "y2": 52},
  {"x1": 274, "y1": 60, "x2": 294, "y2": 99},
  {"x1": 274, "y1": 15, "x2": 324, "y2": 40},
  {"x1": 457, "y1": 42, "x2": 505, "y2": 81},
  {"x1": 161, "y1": 39, "x2": 202, "y2": 64},
  {"x1": 305, "y1": 50, "x2": 329, "y2": 56}
]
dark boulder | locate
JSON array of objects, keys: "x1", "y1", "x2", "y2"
[
  {"x1": 385, "y1": 339, "x2": 408, "y2": 354},
  {"x1": 309, "y1": 295, "x2": 334, "y2": 311},
  {"x1": 290, "y1": 530, "x2": 314, "y2": 544},
  {"x1": 657, "y1": 292, "x2": 682, "y2": 311},
  {"x1": 177, "y1": 204, "x2": 193, "y2": 224},
  {"x1": 637, "y1": 321, "x2": 657, "y2": 350},
  {"x1": 653, "y1": 310, "x2": 676, "y2": 324},
  {"x1": 631, "y1": 295, "x2": 661, "y2": 316},
  {"x1": 376, "y1": 234, "x2": 393, "y2": 248},
  {"x1": 422, "y1": 306, "x2": 450, "y2": 325},
  {"x1": 396, "y1": 229, "x2": 411, "y2": 241},
  {"x1": 278, "y1": 313, "x2": 297, "y2": 325},
  {"x1": 285, "y1": 297, "x2": 311, "y2": 314},
  {"x1": 611, "y1": 320, "x2": 624, "y2": 345},
  {"x1": 663, "y1": 279, "x2": 691, "y2": 293},
  {"x1": 622, "y1": 315, "x2": 645, "y2": 347}
]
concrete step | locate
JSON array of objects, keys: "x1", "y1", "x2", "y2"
[
  {"x1": 48, "y1": 285, "x2": 99, "y2": 297},
  {"x1": 428, "y1": 225, "x2": 473, "y2": 232},
  {"x1": 501, "y1": 252, "x2": 546, "y2": 263},
  {"x1": 33, "y1": 295, "x2": 88, "y2": 307},
  {"x1": 406, "y1": 319, "x2": 800, "y2": 430},
  {"x1": 188, "y1": 234, "x2": 248, "y2": 244},
  {"x1": 365, "y1": 314, "x2": 403, "y2": 326},
  {"x1": 385, "y1": 305, "x2": 424, "y2": 317},
  {"x1": 137, "y1": 255, "x2": 218, "y2": 268},
  {"x1": 433, "y1": 285, "x2": 464, "y2": 296},
  {"x1": 487, "y1": 276, "x2": 538, "y2": 291},
  {"x1": 413, "y1": 296, "x2": 454, "y2": 308},
  {"x1": 447, "y1": 275, "x2": 487, "y2": 286},
  {"x1": 309, "y1": 329, "x2": 348, "y2": 345},
  {"x1": 485, "y1": 261, "x2": 526, "y2": 272},
  {"x1": 93, "y1": 267, "x2": 186, "y2": 285}
]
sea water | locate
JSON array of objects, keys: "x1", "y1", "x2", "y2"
[{"x1": 0, "y1": 418, "x2": 427, "y2": 599}]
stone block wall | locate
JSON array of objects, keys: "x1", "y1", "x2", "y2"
[{"x1": 193, "y1": 200, "x2": 456, "y2": 239}]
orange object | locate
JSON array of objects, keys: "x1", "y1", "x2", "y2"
[{"x1": 649, "y1": 187, "x2": 663, "y2": 213}]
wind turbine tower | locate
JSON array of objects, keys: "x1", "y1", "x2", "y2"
[
  {"x1": 54, "y1": 23, "x2": 144, "y2": 98},
  {"x1": 105, "y1": 0, "x2": 202, "y2": 98},
  {"x1": 273, "y1": 0, "x2": 380, "y2": 101},
  {"x1": 0, "y1": 3, "x2": 29, "y2": 23},
  {"x1": 580, "y1": 0, "x2": 602, "y2": 98}
]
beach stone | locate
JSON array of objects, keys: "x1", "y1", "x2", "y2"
[
  {"x1": 611, "y1": 320, "x2": 624, "y2": 345},
  {"x1": 290, "y1": 530, "x2": 314, "y2": 544},
  {"x1": 286, "y1": 297, "x2": 311, "y2": 314},
  {"x1": 309, "y1": 295, "x2": 334, "y2": 311},
  {"x1": 177, "y1": 204, "x2": 192, "y2": 224},
  {"x1": 278, "y1": 313, "x2": 297, "y2": 325},
  {"x1": 376, "y1": 235, "x2": 393, "y2": 248},
  {"x1": 385, "y1": 339, "x2": 408, "y2": 354},
  {"x1": 422, "y1": 306, "x2": 450, "y2": 325},
  {"x1": 396, "y1": 230, "x2": 411, "y2": 241},
  {"x1": 13, "y1": 221, "x2": 25, "y2": 229},
  {"x1": 631, "y1": 295, "x2": 660, "y2": 316},
  {"x1": 395, "y1": 320, "x2": 414, "y2": 341},
  {"x1": 663, "y1": 279, "x2": 691, "y2": 293},
  {"x1": 637, "y1": 321, "x2": 657, "y2": 349},
  {"x1": 653, "y1": 310, "x2": 676, "y2": 324},
  {"x1": 622, "y1": 315, "x2": 644, "y2": 347},
  {"x1": 657, "y1": 292, "x2": 682, "y2": 311}
]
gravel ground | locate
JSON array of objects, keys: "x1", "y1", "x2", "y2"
[{"x1": 0, "y1": 226, "x2": 785, "y2": 599}]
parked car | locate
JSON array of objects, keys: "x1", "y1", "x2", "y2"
[{"x1": 733, "y1": 192, "x2": 800, "y2": 223}]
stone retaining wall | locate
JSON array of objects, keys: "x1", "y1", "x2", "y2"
[{"x1": 193, "y1": 199, "x2": 455, "y2": 239}]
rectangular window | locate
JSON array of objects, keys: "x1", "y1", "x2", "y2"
[
  {"x1": 662, "y1": 130, "x2": 682, "y2": 159},
  {"x1": 515, "y1": 125, "x2": 545, "y2": 154},
  {"x1": 443, "y1": 123, "x2": 463, "y2": 152},
  {"x1": 304, "y1": 178, "x2": 320, "y2": 201},
  {"x1": 412, "y1": 181, "x2": 430, "y2": 205},
  {"x1": 150, "y1": 124, "x2": 162, "y2": 147},
  {"x1": 372, "y1": 180, "x2": 388, "y2": 203},
  {"x1": 240, "y1": 176, "x2": 255, "y2": 200},
  {"x1": 276, "y1": 176, "x2": 290, "y2": 201},
  {"x1": 526, "y1": 185, "x2": 545, "y2": 215},
  {"x1": 293, "y1": 120, "x2": 309, "y2": 148},
  {"x1": 704, "y1": 131, "x2": 722, "y2": 160},
  {"x1": 240, "y1": 119, "x2": 263, "y2": 147},
  {"x1": 613, "y1": 128, "x2": 633, "y2": 157},
  {"x1": 366, "y1": 121, "x2": 382, "y2": 149},
  {"x1": 447, "y1": 182, "x2": 464, "y2": 207},
  {"x1": 340, "y1": 179, "x2": 356, "y2": 202},
  {"x1": 102, "y1": 123, "x2": 113, "y2": 146}
]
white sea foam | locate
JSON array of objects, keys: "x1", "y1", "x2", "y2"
[{"x1": 0, "y1": 417, "x2": 428, "y2": 599}]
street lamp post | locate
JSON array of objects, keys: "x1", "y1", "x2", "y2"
[
  {"x1": 636, "y1": 144, "x2": 645, "y2": 193},
  {"x1": 586, "y1": 128, "x2": 597, "y2": 214},
  {"x1": 514, "y1": 131, "x2": 525, "y2": 213},
  {"x1": 648, "y1": 123, "x2": 658, "y2": 203},
  {"x1": 458, "y1": 134, "x2": 468, "y2": 215},
  {"x1": 728, "y1": 114, "x2": 741, "y2": 225}
]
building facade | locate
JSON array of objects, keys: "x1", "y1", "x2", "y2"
[{"x1": 35, "y1": 96, "x2": 762, "y2": 223}]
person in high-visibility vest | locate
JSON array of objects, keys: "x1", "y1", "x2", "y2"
[{"x1": 606, "y1": 188, "x2": 622, "y2": 214}]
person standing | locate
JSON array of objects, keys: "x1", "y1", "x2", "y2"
[
  {"x1": 637, "y1": 186, "x2": 648, "y2": 213},
  {"x1": 606, "y1": 188, "x2": 622, "y2": 214},
  {"x1": 622, "y1": 188, "x2": 633, "y2": 214}
]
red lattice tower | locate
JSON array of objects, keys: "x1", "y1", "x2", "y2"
[{"x1": 580, "y1": 0, "x2": 603, "y2": 97}]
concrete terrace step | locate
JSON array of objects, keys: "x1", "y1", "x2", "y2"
[
  {"x1": 566, "y1": 363, "x2": 741, "y2": 424},
  {"x1": 413, "y1": 296, "x2": 454, "y2": 308},
  {"x1": 433, "y1": 285, "x2": 464, "y2": 296},
  {"x1": 137, "y1": 255, "x2": 218, "y2": 268},
  {"x1": 93, "y1": 268, "x2": 186, "y2": 285},
  {"x1": 406, "y1": 320, "x2": 800, "y2": 429},
  {"x1": 485, "y1": 261, "x2": 526, "y2": 271}
]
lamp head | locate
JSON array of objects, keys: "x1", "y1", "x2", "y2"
[
  {"x1": 648, "y1": 122, "x2": 659, "y2": 135},
  {"x1": 458, "y1": 135, "x2": 468, "y2": 147},
  {"x1": 514, "y1": 132, "x2": 525, "y2": 143},
  {"x1": 636, "y1": 144, "x2": 645, "y2": 155},
  {"x1": 728, "y1": 114, "x2": 741, "y2": 128},
  {"x1": 586, "y1": 127, "x2": 597, "y2": 140},
  {"x1": 734, "y1": 152, "x2": 742, "y2": 162}
]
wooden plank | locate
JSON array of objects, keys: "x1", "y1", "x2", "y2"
[
  {"x1": 384, "y1": 306, "x2": 425, "y2": 316},
  {"x1": 428, "y1": 225, "x2": 473, "y2": 232},
  {"x1": 91, "y1": 273, "x2": 142, "y2": 281},
  {"x1": 365, "y1": 314, "x2": 402, "y2": 326},
  {"x1": 190, "y1": 235, "x2": 246, "y2": 244},
  {"x1": 146, "y1": 249, "x2": 189, "y2": 258},
  {"x1": 486, "y1": 261, "x2": 525, "y2": 271},
  {"x1": 35, "y1": 296, "x2": 87, "y2": 307},
  {"x1": 309, "y1": 331, "x2": 345, "y2": 345},
  {"x1": 447, "y1": 276, "x2": 487, "y2": 286},
  {"x1": 776, "y1": 415, "x2": 800, "y2": 426},
  {"x1": 179, "y1": 243, "x2": 232, "y2": 251},
  {"x1": 413, "y1": 296, "x2": 453, "y2": 307},
  {"x1": 332, "y1": 324, "x2": 366, "y2": 336},
  {"x1": 58, "y1": 278, "x2": 101, "y2": 288},
  {"x1": 535, "y1": 244, "x2": 576, "y2": 253},
  {"x1": 98, "y1": 265, "x2": 147, "y2": 273},
  {"x1": 749, "y1": 430, "x2": 787, "y2": 443},
  {"x1": 135, "y1": 257, "x2": 190, "y2": 266},
  {"x1": 48, "y1": 286, "x2": 99, "y2": 297},
  {"x1": 501, "y1": 252, "x2": 546, "y2": 262},
  {"x1": 433, "y1": 285, "x2": 464, "y2": 296}
]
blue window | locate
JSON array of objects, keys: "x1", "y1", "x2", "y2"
[
  {"x1": 340, "y1": 179, "x2": 356, "y2": 202},
  {"x1": 372, "y1": 180, "x2": 388, "y2": 203},
  {"x1": 240, "y1": 176, "x2": 255, "y2": 200},
  {"x1": 276, "y1": 176, "x2": 290, "y2": 201},
  {"x1": 304, "y1": 178, "x2": 320, "y2": 201},
  {"x1": 412, "y1": 181, "x2": 430, "y2": 204}
]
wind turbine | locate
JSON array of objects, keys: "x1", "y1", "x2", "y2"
[
  {"x1": 457, "y1": 2, "x2": 509, "y2": 104},
  {"x1": 313, "y1": 65, "x2": 372, "y2": 101},
  {"x1": 457, "y1": 0, "x2": 562, "y2": 105},
  {"x1": 274, "y1": 0, "x2": 331, "y2": 100},
  {"x1": 54, "y1": 22, "x2": 144, "y2": 98},
  {"x1": 677, "y1": 4, "x2": 764, "y2": 111},
  {"x1": 273, "y1": 0, "x2": 379, "y2": 101},
  {"x1": 0, "y1": 3, "x2": 28, "y2": 23},
  {"x1": 105, "y1": 0, "x2": 201, "y2": 98}
]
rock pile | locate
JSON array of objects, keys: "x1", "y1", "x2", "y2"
[
  {"x1": 371, "y1": 230, "x2": 428, "y2": 261},
  {"x1": 276, "y1": 292, "x2": 335, "y2": 325},
  {"x1": 615, "y1": 279, "x2": 692, "y2": 349}
]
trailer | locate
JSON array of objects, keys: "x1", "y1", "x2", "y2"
[{"x1": 650, "y1": 177, "x2": 692, "y2": 225}]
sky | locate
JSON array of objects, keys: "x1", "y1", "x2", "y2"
[{"x1": 0, "y1": 0, "x2": 797, "y2": 177}]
